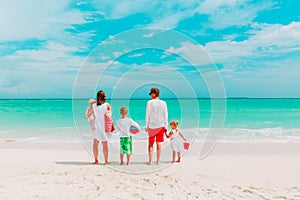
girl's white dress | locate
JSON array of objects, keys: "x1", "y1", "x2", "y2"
[
  {"x1": 92, "y1": 102, "x2": 111, "y2": 142},
  {"x1": 170, "y1": 129, "x2": 184, "y2": 153}
]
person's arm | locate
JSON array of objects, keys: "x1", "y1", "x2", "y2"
[
  {"x1": 114, "y1": 120, "x2": 120, "y2": 133},
  {"x1": 106, "y1": 103, "x2": 111, "y2": 111},
  {"x1": 85, "y1": 107, "x2": 90, "y2": 119},
  {"x1": 130, "y1": 119, "x2": 141, "y2": 132},
  {"x1": 178, "y1": 131, "x2": 187, "y2": 141},
  {"x1": 146, "y1": 101, "x2": 150, "y2": 129},
  {"x1": 165, "y1": 130, "x2": 173, "y2": 138},
  {"x1": 163, "y1": 102, "x2": 168, "y2": 131}
]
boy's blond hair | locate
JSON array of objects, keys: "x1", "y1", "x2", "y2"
[
  {"x1": 120, "y1": 107, "x2": 128, "y2": 115},
  {"x1": 170, "y1": 120, "x2": 179, "y2": 128}
]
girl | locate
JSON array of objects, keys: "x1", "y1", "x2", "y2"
[{"x1": 165, "y1": 120, "x2": 188, "y2": 163}]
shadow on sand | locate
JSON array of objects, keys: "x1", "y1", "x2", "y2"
[{"x1": 55, "y1": 160, "x2": 171, "y2": 166}]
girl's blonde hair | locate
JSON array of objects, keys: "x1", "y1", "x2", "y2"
[{"x1": 170, "y1": 120, "x2": 179, "y2": 128}]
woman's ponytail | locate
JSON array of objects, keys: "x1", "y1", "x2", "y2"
[{"x1": 97, "y1": 90, "x2": 106, "y2": 106}]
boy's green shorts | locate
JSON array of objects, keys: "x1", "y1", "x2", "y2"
[{"x1": 120, "y1": 136, "x2": 132, "y2": 155}]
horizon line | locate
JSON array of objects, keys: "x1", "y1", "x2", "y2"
[{"x1": 1, "y1": 97, "x2": 300, "y2": 100}]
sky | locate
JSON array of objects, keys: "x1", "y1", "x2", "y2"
[{"x1": 0, "y1": 0, "x2": 299, "y2": 99}]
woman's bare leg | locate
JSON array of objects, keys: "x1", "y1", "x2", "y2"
[
  {"x1": 102, "y1": 141, "x2": 109, "y2": 164},
  {"x1": 93, "y1": 139, "x2": 99, "y2": 164}
]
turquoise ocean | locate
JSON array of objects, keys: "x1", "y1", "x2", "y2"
[{"x1": 0, "y1": 99, "x2": 300, "y2": 142}]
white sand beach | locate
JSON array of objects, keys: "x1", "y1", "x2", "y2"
[{"x1": 1, "y1": 141, "x2": 300, "y2": 200}]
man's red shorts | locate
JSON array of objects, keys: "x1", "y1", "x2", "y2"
[{"x1": 148, "y1": 127, "x2": 166, "y2": 144}]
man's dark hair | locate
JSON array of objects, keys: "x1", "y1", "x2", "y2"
[{"x1": 149, "y1": 88, "x2": 160, "y2": 97}]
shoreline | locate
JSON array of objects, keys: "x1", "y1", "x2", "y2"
[
  {"x1": 1, "y1": 140, "x2": 300, "y2": 155},
  {"x1": 2, "y1": 126, "x2": 300, "y2": 146}
]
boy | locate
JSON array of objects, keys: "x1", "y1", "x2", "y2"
[{"x1": 115, "y1": 107, "x2": 140, "y2": 165}]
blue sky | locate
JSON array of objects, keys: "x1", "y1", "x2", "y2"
[{"x1": 0, "y1": 0, "x2": 299, "y2": 98}]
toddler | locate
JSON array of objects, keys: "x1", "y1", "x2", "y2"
[
  {"x1": 85, "y1": 99, "x2": 97, "y2": 131},
  {"x1": 165, "y1": 120, "x2": 188, "y2": 163}
]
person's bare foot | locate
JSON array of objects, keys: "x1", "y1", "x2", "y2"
[
  {"x1": 156, "y1": 161, "x2": 160, "y2": 165},
  {"x1": 104, "y1": 162, "x2": 109, "y2": 165},
  {"x1": 147, "y1": 162, "x2": 152, "y2": 165},
  {"x1": 93, "y1": 159, "x2": 99, "y2": 164},
  {"x1": 171, "y1": 161, "x2": 175, "y2": 163},
  {"x1": 176, "y1": 159, "x2": 181, "y2": 163},
  {"x1": 120, "y1": 162, "x2": 124, "y2": 165}
]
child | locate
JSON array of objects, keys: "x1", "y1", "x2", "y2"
[
  {"x1": 115, "y1": 107, "x2": 140, "y2": 165},
  {"x1": 85, "y1": 99, "x2": 97, "y2": 131},
  {"x1": 165, "y1": 120, "x2": 188, "y2": 163}
]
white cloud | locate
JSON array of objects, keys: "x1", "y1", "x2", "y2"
[
  {"x1": 112, "y1": 51, "x2": 123, "y2": 57},
  {"x1": 91, "y1": 0, "x2": 152, "y2": 19},
  {"x1": 197, "y1": 0, "x2": 275, "y2": 30},
  {"x1": 167, "y1": 42, "x2": 213, "y2": 66},
  {"x1": 143, "y1": 32, "x2": 155, "y2": 38},
  {"x1": 102, "y1": 36, "x2": 125, "y2": 45},
  {"x1": 100, "y1": 55, "x2": 110, "y2": 60},
  {"x1": 205, "y1": 22, "x2": 300, "y2": 64},
  {"x1": 221, "y1": 61, "x2": 300, "y2": 98},
  {"x1": 101, "y1": 64, "x2": 200, "y2": 98},
  {"x1": 0, "y1": 0, "x2": 87, "y2": 41},
  {"x1": 249, "y1": 22, "x2": 300, "y2": 47},
  {"x1": 91, "y1": 0, "x2": 275, "y2": 30},
  {"x1": 92, "y1": 0, "x2": 200, "y2": 29},
  {"x1": 0, "y1": 68, "x2": 75, "y2": 98},
  {"x1": 128, "y1": 53, "x2": 145, "y2": 58},
  {"x1": 0, "y1": 41, "x2": 84, "y2": 72}
]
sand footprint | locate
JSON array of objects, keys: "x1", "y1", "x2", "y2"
[
  {"x1": 273, "y1": 196, "x2": 288, "y2": 199},
  {"x1": 242, "y1": 189, "x2": 254, "y2": 194},
  {"x1": 232, "y1": 185, "x2": 242, "y2": 190}
]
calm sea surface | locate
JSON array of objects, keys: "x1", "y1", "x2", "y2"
[{"x1": 0, "y1": 99, "x2": 299, "y2": 142}]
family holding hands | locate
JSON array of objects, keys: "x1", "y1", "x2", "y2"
[{"x1": 85, "y1": 88, "x2": 189, "y2": 166}]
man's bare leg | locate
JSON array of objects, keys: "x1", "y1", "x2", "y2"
[
  {"x1": 148, "y1": 143, "x2": 154, "y2": 165},
  {"x1": 156, "y1": 142, "x2": 161, "y2": 165}
]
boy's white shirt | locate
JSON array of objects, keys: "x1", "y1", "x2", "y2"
[{"x1": 115, "y1": 117, "x2": 140, "y2": 137}]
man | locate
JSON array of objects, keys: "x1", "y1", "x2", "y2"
[{"x1": 146, "y1": 88, "x2": 168, "y2": 165}]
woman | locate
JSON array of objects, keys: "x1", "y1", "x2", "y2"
[{"x1": 91, "y1": 90, "x2": 111, "y2": 164}]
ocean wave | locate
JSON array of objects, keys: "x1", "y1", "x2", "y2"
[
  {"x1": 180, "y1": 127, "x2": 300, "y2": 143},
  {"x1": 1, "y1": 127, "x2": 300, "y2": 143}
]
